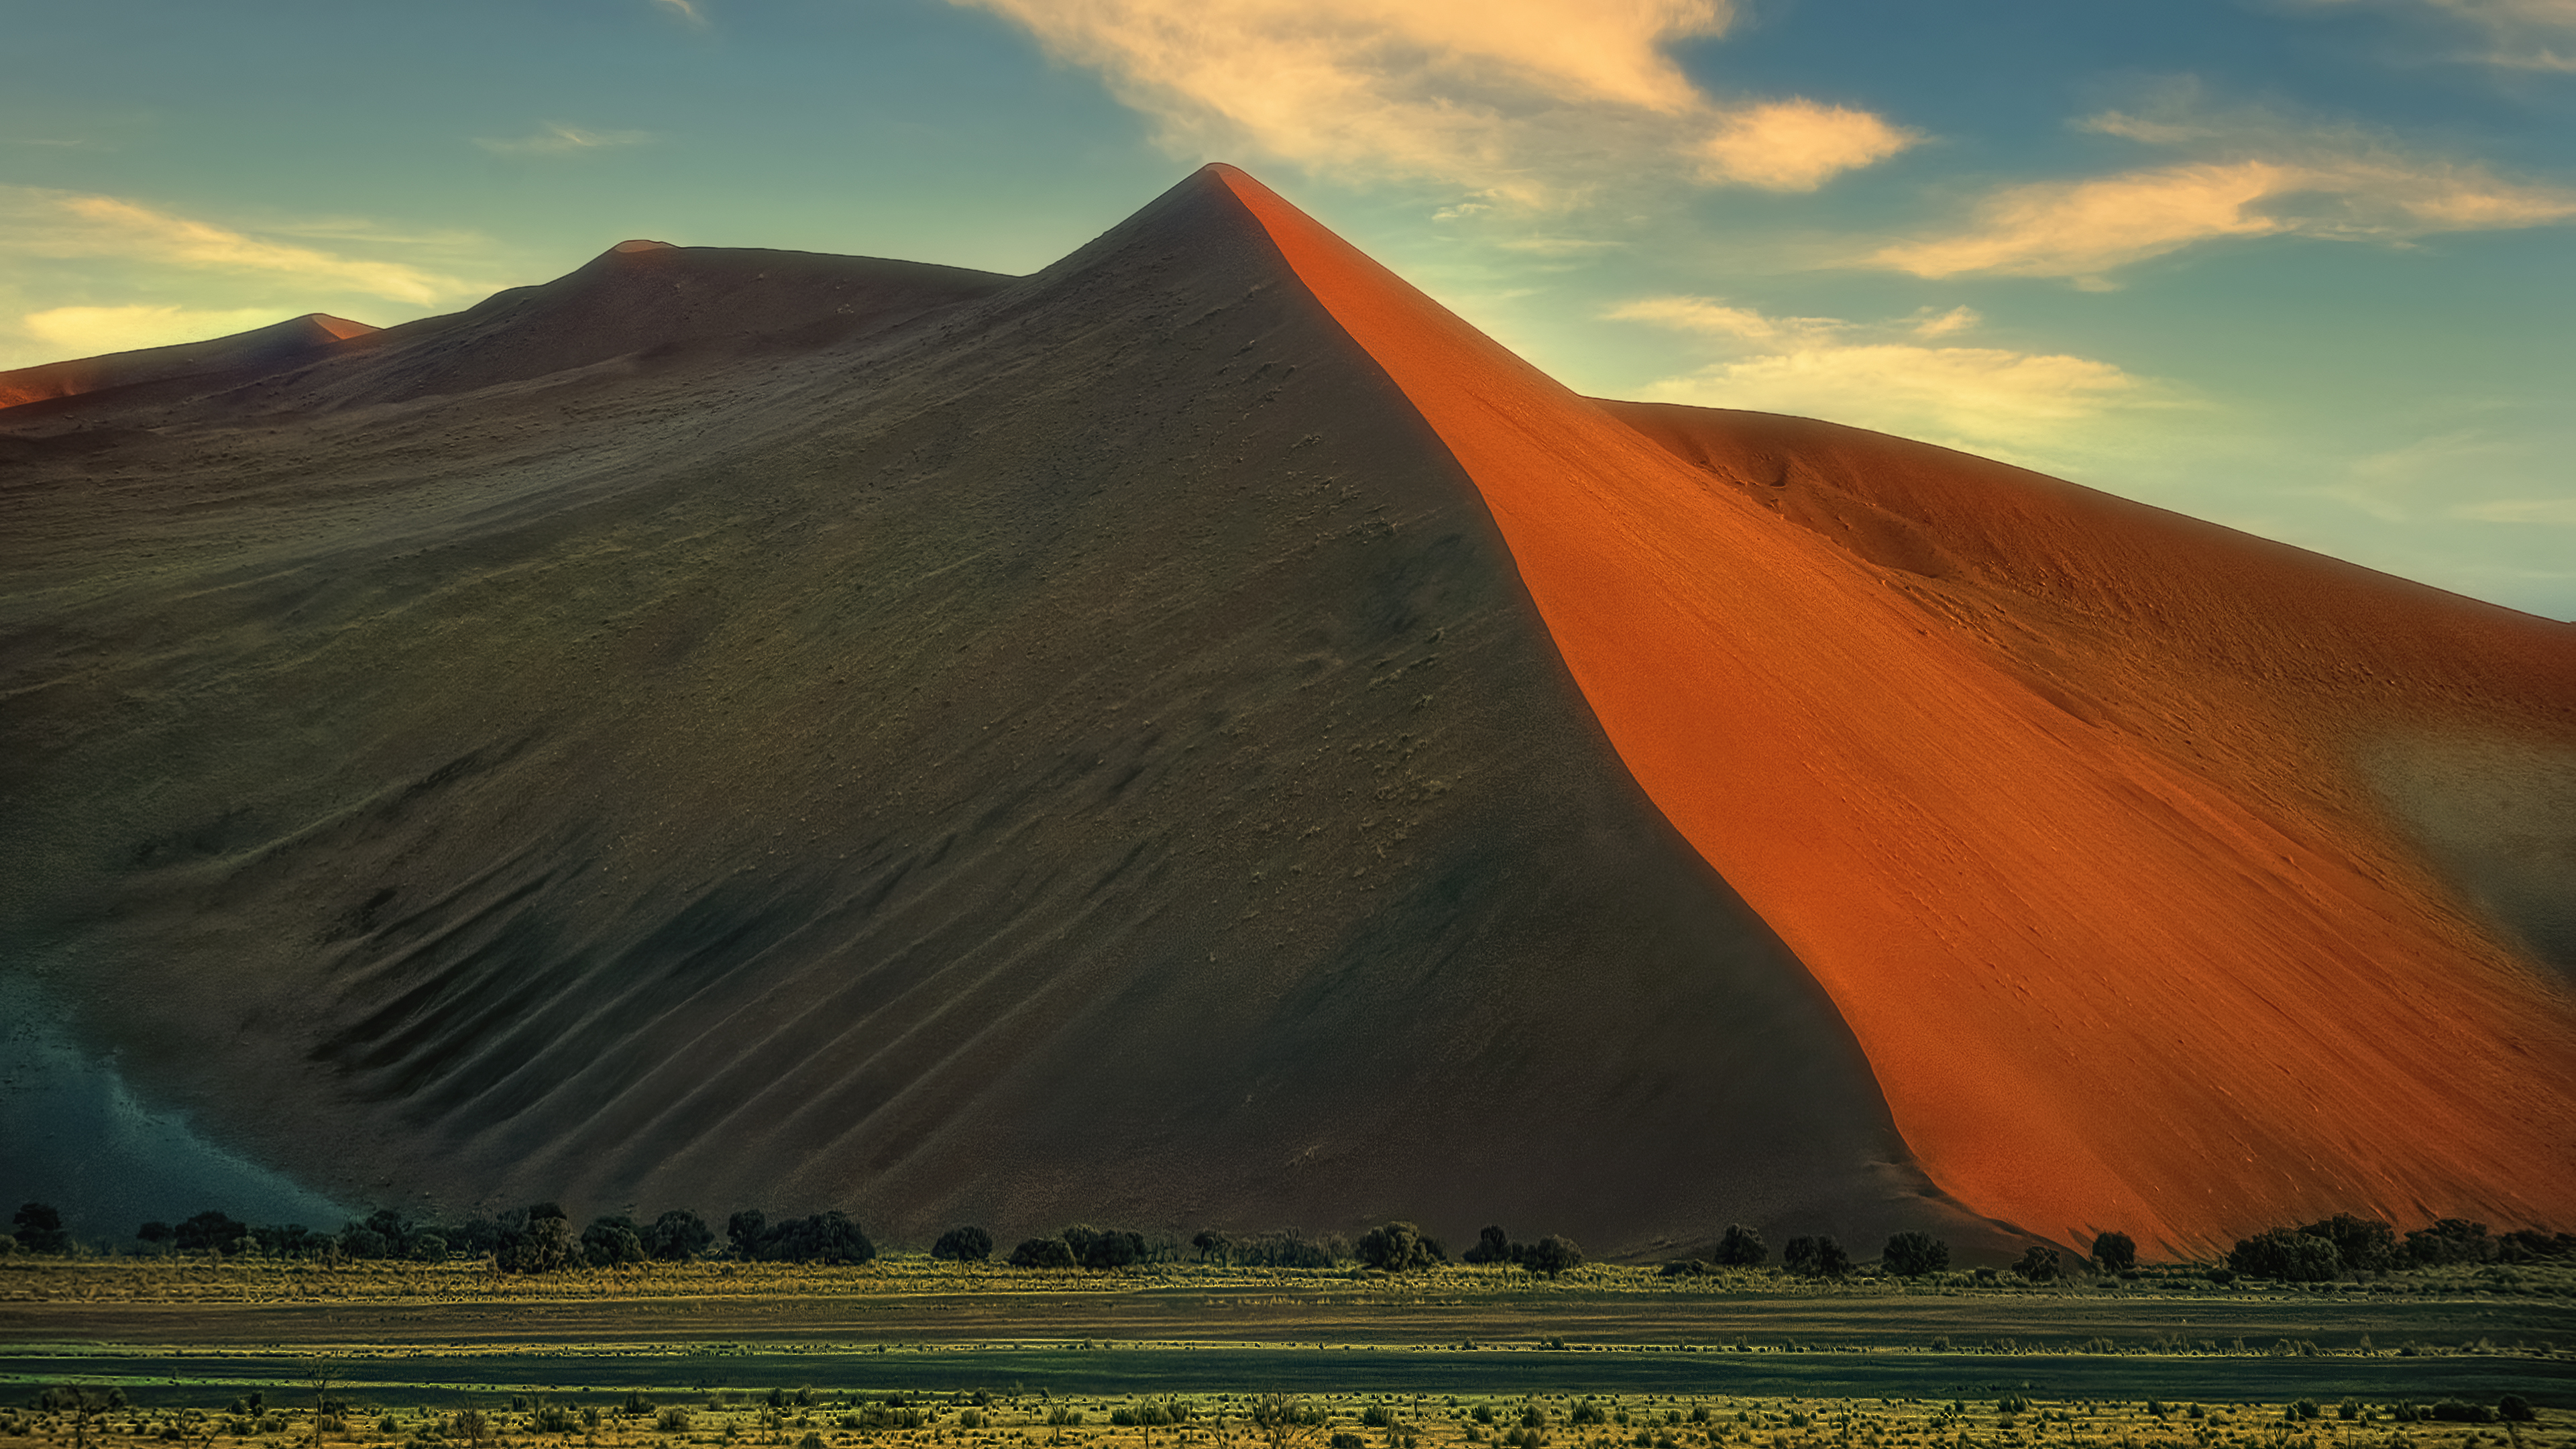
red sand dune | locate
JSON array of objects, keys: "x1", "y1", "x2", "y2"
[
  {"x1": 0, "y1": 313, "x2": 377, "y2": 410},
  {"x1": 1215, "y1": 165, "x2": 2576, "y2": 1256}
]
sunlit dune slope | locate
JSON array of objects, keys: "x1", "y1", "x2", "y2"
[
  {"x1": 0, "y1": 313, "x2": 377, "y2": 411},
  {"x1": 1213, "y1": 164, "x2": 2576, "y2": 1256},
  {"x1": 0, "y1": 172, "x2": 1996, "y2": 1258}
]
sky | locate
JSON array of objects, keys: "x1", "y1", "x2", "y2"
[{"x1": 3, "y1": 0, "x2": 2573, "y2": 616}]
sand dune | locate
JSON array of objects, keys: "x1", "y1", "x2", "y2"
[
  {"x1": 1214, "y1": 165, "x2": 2576, "y2": 1255},
  {"x1": 0, "y1": 313, "x2": 377, "y2": 411},
  {"x1": 1, "y1": 165, "x2": 2567, "y2": 1258},
  {"x1": 0, "y1": 172, "x2": 1995, "y2": 1259}
]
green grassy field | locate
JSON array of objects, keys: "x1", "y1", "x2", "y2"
[{"x1": 4, "y1": 1254, "x2": 2567, "y2": 1436}]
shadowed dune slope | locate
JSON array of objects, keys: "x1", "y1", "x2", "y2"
[
  {"x1": 0, "y1": 313, "x2": 378, "y2": 411},
  {"x1": 0, "y1": 171, "x2": 2000, "y2": 1258},
  {"x1": 1213, "y1": 165, "x2": 2576, "y2": 1256}
]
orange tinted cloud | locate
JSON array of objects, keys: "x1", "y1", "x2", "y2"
[
  {"x1": 1875, "y1": 99, "x2": 2576, "y2": 280},
  {"x1": 953, "y1": 0, "x2": 1912, "y2": 203},
  {"x1": 16, "y1": 190, "x2": 474, "y2": 304}
]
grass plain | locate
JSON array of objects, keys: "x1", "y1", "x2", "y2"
[{"x1": 3, "y1": 1255, "x2": 2567, "y2": 1447}]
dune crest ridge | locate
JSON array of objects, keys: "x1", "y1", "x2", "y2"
[{"x1": 1208, "y1": 164, "x2": 2576, "y2": 1254}]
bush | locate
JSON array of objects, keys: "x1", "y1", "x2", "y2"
[
  {"x1": 1009, "y1": 1236, "x2": 1076, "y2": 1269},
  {"x1": 2229, "y1": 1228, "x2": 2340, "y2": 1283},
  {"x1": 1882, "y1": 1232, "x2": 1949, "y2": 1278},
  {"x1": 1783, "y1": 1236, "x2": 1850, "y2": 1278},
  {"x1": 2014, "y1": 1245, "x2": 2062, "y2": 1282},
  {"x1": 642, "y1": 1210, "x2": 713, "y2": 1262},
  {"x1": 2405, "y1": 1219, "x2": 2493, "y2": 1268},
  {"x1": 1356, "y1": 1222, "x2": 1447, "y2": 1272},
  {"x1": 656, "y1": 1408, "x2": 693, "y2": 1434},
  {"x1": 1712, "y1": 1225, "x2": 1767, "y2": 1268},
  {"x1": 582, "y1": 1217, "x2": 645, "y2": 1267},
  {"x1": 932, "y1": 1226, "x2": 993, "y2": 1262},
  {"x1": 1062, "y1": 1224, "x2": 1147, "y2": 1270},
  {"x1": 2498, "y1": 1396, "x2": 2534, "y2": 1423},
  {"x1": 2430, "y1": 1402, "x2": 2496, "y2": 1424},
  {"x1": 2298, "y1": 1214, "x2": 2396, "y2": 1273},
  {"x1": 1520, "y1": 1234, "x2": 1583, "y2": 1277},
  {"x1": 2091, "y1": 1231, "x2": 2137, "y2": 1273}
]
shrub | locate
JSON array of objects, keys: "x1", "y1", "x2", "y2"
[
  {"x1": 2013, "y1": 1245, "x2": 2062, "y2": 1282},
  {"x1": 1331, "y1": 1435, "x2": 1365, "y2": 1449},
  {"x1": 410, "y1": 1233, "x2": 449, "y2": 1263},
  {"x1": 1361, "y1": 1405, "x2": 1396, "y2": 1428},
  {"x1": 1783, "y1": 1236, "x2": 1850, "y2": 1278},
  {"x1": 2298, "y1": 1214, "x2": 2396, "y2": 1273},
  {"x1": 1712, "y1": 1225, "x2": 1767, "y2": 1268},
  {"x1": 1045, "y1": 1406, "x2": 1084, "y2": 1428},
  {"x1": 1061, "y1": 1224, "x2": 1147, "y2": 1270},
  {"x1": 932, "y1": 1226, "x2": 993, "y2": 1262},
  {"x1": 2091, "y1": 1231, "x2": 2137, "y2": 1273},
  {"x1": 655, "y1": 1408, "x2": 693, "y2": 1434},
  {"x1": 1356, "y1": 1222, "x2": 1446, "y2": 1272},
  {"x1": 1520, "y1": 1235, "x2": 1583, "y2": 1277},
  {"x1": 2229, "y1": 1228, "x2": 2339, "y2": 1282},
  {"x1": 1882, "y1": 1232, "x2": 1950, "y2": 1278},
  {"x1": 2430, "y1": 1402, "x2": 2496, "y2": 1424},
  {"x1": 1568, "y1": 1402, "x2": 1606, "y2": 1428},
  {"x1": 642, "y1": 1210, "x2": 713, "y2": 1262},
  {"x1": 2405, "y1": 1219, "x2": 2494, "y2": 1268},
  {"x1": 2286, "y1": 1401, "x2": 2320, "y2": 1423},
  {"x1": 582, "y1": 1217, "x2": 645, "y2": 1267},
  {"x1": 1009, "y1": 1236, "x2": 1076, "y2": 1269},
  {"x1": 2499, "y1": 1396, "x2": 2534, "y2": 1423}
]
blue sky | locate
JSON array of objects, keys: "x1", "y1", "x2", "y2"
[{"x1": 4, "y1": 0, "x2": 2572, "y2": 615}]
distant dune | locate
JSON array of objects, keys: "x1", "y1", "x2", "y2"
[
  {"x1": 0, "y1": 313, "x2": 376, "y2": 411},
  {"x1": 3, "y1": 166, "x2": 2569, "y2": 1260}
]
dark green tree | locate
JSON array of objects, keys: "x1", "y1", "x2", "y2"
[
  {"x1": 1008, "y1": 1236, "x2": 1076, "y2": 1269},
  {"x1": 1881, "y1": 1231, "x2": 1950, "y2": 1277},
  {"x1": 1712, "y1": 1224, "x2": 1767, "y2": 1268},
  {"x1": 583, "y1": 1216, "x2": 646, "y2": 1266},
  {"x1": 727, "y1": 1210, "x2": 769, "y2": 1260},
  {"x1": 643, "y1": 1210, "x2": 714, "y2": 1261},
  {"x1": 2298, "y1": 1215, "x2": 2395, "y2": 1273},
  {"x1": 2229, "y1": 1228, "x2": 2339, "y2": 1282},
  {"x1": 1355, "y1": 1222, "x2": 1446, "y2": 1272},
  {"x1": 2015, "y1": 1244, "x2": 2064, "y2": 1282},
  {"x1": 932, "y1": 1226, "x2": 993, "y2": 1262},
  {"x1": 2090, "y1": 1231, "x2": 2137, "y2": 1273},
  {"x1": 13, "y1": 1203, "x2": 72, "y2": 1254},
  {"x1": 1784, "y1": 1236, "x2": 1849, "y2": 1278},
  {"x1": 1461, "y1": 1226, "x2": 1514, "y2": 1265},
  {"x1": 1520, "y1": 1234, "x2": 1584, "y2": 1277}
]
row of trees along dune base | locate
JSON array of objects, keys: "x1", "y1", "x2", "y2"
[{"x1": 10, "y1": 1200, "x2": 2572, "y2": 1277}]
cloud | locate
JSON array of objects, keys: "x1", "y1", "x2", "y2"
[
  {"x1": 654, "y1": 0, "x2": 709, "y2": 23},
  {"x1": 473, "y1": 123, "x2": 653, "y2": 157},
  {"x1": 1612, "y1": 295, "x2": 2168, "y2": 458},
  {"x1": 19, "y1": 305, "x2": 299, "y2": 358},
  {"x1": 2454, "y1": 498, "x2": 2576, "y2": 523},
  {"x1": 1, "y1": 188, "x2": 478, "y2": 305},
  {"x1": 1874, "y1": 95, "x2": 2576, "y2": 280},
  {"x1": 948, "y1": 0, "x2": 1915, "y2": 205},
  {"x1": 1697, "y1": 99, "x2": 1919, "y2": 191},
  {"x1": 2298, "y1": 0, "x2": 2576, "y2": 70}
]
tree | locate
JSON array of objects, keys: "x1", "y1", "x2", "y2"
[
  {"x1": 1712, "y1": 1224, "x2": 1767, "y2": 1268},
  {"x1": 1461, "y1": 1226, "x2": 1514, "y2": 1266},
  {"x1": 1062, "y1": 1224, "x2": 1146, "y2": 1270},
  {"x1": 176, "y1": 1210, "x2": 250, "y2": 1256},
  {"x1": 13, "y1": 1203, "x2": 71, "y2": 1254},
  {"x1": 2229, "y1": 1228, "x2": 2339, "y2": 1283},
  {"x1": 1008, "y1": 1236, "x2": 1076, "y2": 1269},
  {"x1": 728, "y1": 1210, "x2": 769, "y2": 1260},
  {"x1": 498, "y1": 1213, "x2": 579, "y2": 1274},
  {"x1": 2091, "y1": 1231, "x2": 2137, "y2": 1273},
  {"x1": 305, "y1": 1358, "x2": 341, "y2": 1449},
  {"x1": 1520, "y1": 1235, "x2": 1584, "y2": 1277},
  {"x1": 1191, "y1": 1230, "x2": 1232, "y2": 1265},
  {"x1": 1784, "y1": 1236, "x2": 1849, "y2": 1278},
  {"x1": 2298, "y1": 1215, "x2": 2396, "y2": 1274},
  {"x1": 932, "y1": 1226, "x2": 993, "y2": 1262},
  {"x1": 582, "y1": 1216, "x2": 645, "y2": 1267},
  {"x1": 2404, "y1": 1219, "x2": 2492, "y2": 1268},
  {"x1": 1881, "y1": 1232, "x2": 1949, "y2": 1278},
  {"x1": 2015, "y1": 1244, "x2": 2064, "y2": 1283},
  {"x1": 1355, "y1": 1222, "x2": 1446, "y2": 1272},
  {"x1": 136, "y1": 1222, "x2": 174, "y2": 1249},
  {"x1": 642, "y1": 1210, "x2": 713, "y2": 1262}
]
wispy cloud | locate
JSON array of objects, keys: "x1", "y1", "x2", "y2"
[
  {"x1": 19, "y1": 305, "x2": 302, "y2": 358},
  {"x1": 473, "y1": 123, "x2": 653, "y2": 158},
  {"x1": 0, "y1": 186, "x2": 478, "y2": 305},
  {"x1": 2298, "y1": 0, "x2": 2576, "y2": 70},
  {"x1": 948, "y1": 0, "x2": 1917, "y2": 207},
  {"x1": 2454, "y1": 497, "x2": 2576, "y2": 523},
  {"x1": 654, "y1": 0, "x2": 709, "y2": 23},
  {"x1": 1612, "y1": 295, "x2": 2172, "y2": 458},
  {"x1": 1872, "y1": 91, "x2": 2576, "y2": 282},
  {"x1": 1697, "y1": 99, "x2": 1919, "y2": 192}
]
